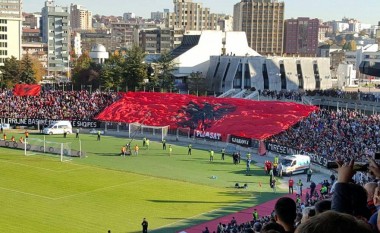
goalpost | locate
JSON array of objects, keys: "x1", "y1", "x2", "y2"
[
  {"x1": 128, "y1": 123, "x2": 169, "y2": 141},
  {"x1": 24, "y1": 138, "x2": 76, "y2": 162}
]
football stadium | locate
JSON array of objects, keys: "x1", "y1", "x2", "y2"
[{"x1": 1, "y1": 87, "x2": 379, "y2": 233}]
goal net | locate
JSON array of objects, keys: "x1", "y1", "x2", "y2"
[
  {"x1": 128, "y1": 123, "x2": 169, "y2": 141},
  {"x1": 24, "y1": 138, "x2": 74, "y2": 162}
]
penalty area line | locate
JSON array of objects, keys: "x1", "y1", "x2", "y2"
[
  {"x1": 152, "y1": 196, "x2": 256, "y2": 231},
  {"x1": 0, "y1": 186, "x2": 55, "y2": 200},
  {"x1": 54, "y1": 177, "x2": 156, "y2": 200}
]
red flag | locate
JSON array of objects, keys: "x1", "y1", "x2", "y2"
[{"x1": 13, "y1": 84, "x2": 41, "y2": 96}]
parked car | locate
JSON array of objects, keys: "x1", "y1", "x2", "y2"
[{"x1": 0, "y1": 123, "x2": 11, "y2": 130}]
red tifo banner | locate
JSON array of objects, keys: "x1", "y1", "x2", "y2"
[
  {"x1": 95, "y1": 92, "x2": 317, "y2": 140},
  {"x1": 13, "y1": 84, "x2": 41, "y2": 96}
]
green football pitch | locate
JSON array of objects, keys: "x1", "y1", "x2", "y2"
[{"x1": 0, "y1": 131, "x2": 283, "y2": 233}]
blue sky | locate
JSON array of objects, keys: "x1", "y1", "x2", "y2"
[{"x1": 26, "y1": 0, "x2": 379, "y2": 24}]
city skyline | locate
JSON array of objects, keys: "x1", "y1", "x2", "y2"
[{"x1": 25, "y1": 0, "x2": 380, "y2": 25}]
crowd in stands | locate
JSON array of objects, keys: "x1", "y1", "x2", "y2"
[
  {"x1": 257, "y1": 89, "x2": 380, "y2": 103},
  {"x1": 267, "y1": 108, "x2": 380, "y2": 162},
  {"x1": 0, "y1": 89, "x2": 118, "y2": 120},
  {"x1": 258, "y1": 90, "x2": 304, "y2": 102},
  {"x1": 306, "y1": 89, "x2": 380, "y2": 102},
  {"x1": 206, "y1": 158, "x2": 380, "y2": 233}
]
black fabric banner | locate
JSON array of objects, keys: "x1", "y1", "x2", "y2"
[{"x1": 229, "y1": 135, "x2": 252, "y2": 147}]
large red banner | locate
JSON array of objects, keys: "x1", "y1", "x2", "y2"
[
  {"x1": 95, "y1": 92, "x2": 317, "y2": 140},
  {"x1": 13, "y1": 84, "x2": 41, "y2": 96}
]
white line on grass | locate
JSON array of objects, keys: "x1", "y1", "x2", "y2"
[
  {"x1": 0, "y1": 159, "x2": 88, "y2": 173},
  {"x1": 55, "y1": 177, "x2": 155, "y2": 200},
  {"x1": 0, "y1": 186, "x2": 55, "y2": 200},
  {"x1": 152, "y1": 196, "x2": 257, "y2": 231}
]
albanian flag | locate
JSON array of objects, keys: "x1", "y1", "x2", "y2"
[
  {"x1": 95, "y1": 92, "x2": 318, "y2": 140},
  {"x1": 13, "y1": 84, "x2": 41, "y2": 96}
]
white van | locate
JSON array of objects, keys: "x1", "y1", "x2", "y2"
[
  {"x1": 43, "y1": 121, "x2": 73, "y2": 135},
  {"x1": 281, "y1": 154, "x2": 310, "y2": 176}
]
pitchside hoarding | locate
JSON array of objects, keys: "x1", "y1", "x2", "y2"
[
  {"x1": 265, "y1": 142, "x2": 329, "y2": 167},
  {"x1": 1, "y1": 118, "x2": 100, "y2": 128},
  {"x1": 229, "y1": 135, "x2": 252, "y2": 147},
  {"x1": 194, "y1": 130, "x2": 222, "y2": 141}
]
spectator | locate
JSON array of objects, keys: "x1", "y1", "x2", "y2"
[
  {"x1": 301, "y1": 207, "x2": 315, "y2": 224},
  {"x1": 331, "y1": 160, "x2": 371, "y2": 220},
  {"x1": 274, "y1": 197, "x2": 297, "y2": 233},
  {"x1": 314, "y1": 199, "x2": 331, "y2": 215},
  {"x1": 0, "y1": 89, "x2": 118, "y2": 121},
  {"x1": 295, "y1": 211, "x2": 372, "y2": 233},
  {"x1": 260, "y1": 222, "x2": 285, "y2": 233}
]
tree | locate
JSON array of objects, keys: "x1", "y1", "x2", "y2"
[
  {"x1": 0, "y1": 56, "x2": 21, "y2": 87},
  {"x1": 123, "y1": 45, "x2": 147, "y2": 91},
  {"x1": 100, "y1": 51, "x2": 125, "y2": 91},
  {"x1": 20, "y1": 54, "x2": 36, "y2": 84},
  {"x1": 72, "y1": 52, "x2": 92, "y2": 89},
  {"x1": 187, "y1": 71, "x2": 207, "y2": 96},
  {"x1": 154, "y1": 50, "x2": 178, "y2": 91},
  {"x1": 31, "y1": 56, "x2": 45, "y2": 84},
  {"x1": 343, "y1": 40, "x2": 357, "y2": 51}
]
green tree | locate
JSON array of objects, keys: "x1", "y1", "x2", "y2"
[
  {"x1": 154, "y1": 50, "x2": 178, "y2": 91},
  {"x1": 100, "y1": 51, "x2": 125, "y2": 91},
  {"x1": 72, "y1": 52, "x2": 92, "y2": 89},
  {"x1": 0, "y1": 56, "x2": 21, "y2": 87},
  {"x1": 123, "y1": 45, "x2": 147, "y2": 91},
  {"x1": 31, "y1": 56, "x2": 45, "y2": 84},
  {"x1": 20, "y1": 54, "x2": 36, "y2": 84},
  {"x1": 187, "y1": 71, "x2": 207, "y2": 96}
]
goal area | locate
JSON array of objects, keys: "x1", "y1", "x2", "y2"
[
  {"x1": 128, "y1": 123, "x2": 169, "y2": 141},
  {"x1": 24, "y1": 138, "x2": 83, "y2": 162}
]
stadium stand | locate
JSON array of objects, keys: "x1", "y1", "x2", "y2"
[{"x1": 0, "y1": 89, "x2": 118, "y2": 120}]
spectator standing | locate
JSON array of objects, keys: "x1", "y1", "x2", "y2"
[
  {"x1": 121, "y1": 146, "x2": 126, "y2": 157},
  {"x1": 297, "y1": 179, "x2": 304, "y2": 196},
  {"x1": 253, "y1": 209, "x2": 259, "y2": 221},
  {"x1": 162, "y1": 139, "x2": 166, "y2": 150},
  {"x1": 141, "y1": 218, "x2": 148, "y2": 233},
  {"x1": 307, "y1": 168, "x2": 312, "y2": 182},
  {"x1": 289, "y1": 178, "x2": 294, "y2": 194},
  {"x1": 134, "y1": 145, "x2": 139, "y2": 156},
  {"x1": 209, "y1": 149, "x2": 214, "y2": 162},
  {"x1": 145, "y1": 139, "x2": 150, "y2": 150},
  {"x1": 310, "y1": 181, "x2": 316, "y2": 197},
  {"x1": 97, "y1": 131, "x2": 101, "y2": 141},
  {"x1": 168, "y1": 145, "x2": 172, "y2": 156}
]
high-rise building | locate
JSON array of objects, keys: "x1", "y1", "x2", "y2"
[
  {"x1": 166, "y1": 0, "x2": 219, "y2": 31},
  {"x1": 123, "y1": 12, "x2": 135, "y2": 21},
  {"x1": 151, "y1": 11, "x2": 164, "y2": 21},
  {"x1": 23, "y1": 13, "x2": 42, "y2": 29},
  {"x1": 284, "y1": 18, "x2": 319, "y2": 56},
  {"x1": 0, "y1": 0, "x2": 22, "y2": 66},
  {"x1": 233, "y1": 0, "x2": 284, "y2": 55},
  {"x1": 70, "y1": 4, "x2": 92, "y2": 31},
  {"x1": 41, "y1": 0, "x2": 70, "y2": 76}
]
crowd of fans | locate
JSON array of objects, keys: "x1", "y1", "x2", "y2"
[
  {"x1": 0, "y1": 89, "x2": 118, "y2": 120},
  {"x1": 257, "y1": 89, "x2": 380, "y2": 103},
  {"x1": 206, "y1": 157, "x2": 380, "y2": 233},
  {"x1": 267, "y1": 108, "x2": 380, "y2": 162},
  {"x1": 306, "y1": 89, "x2": 380, "y2": 102}
]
